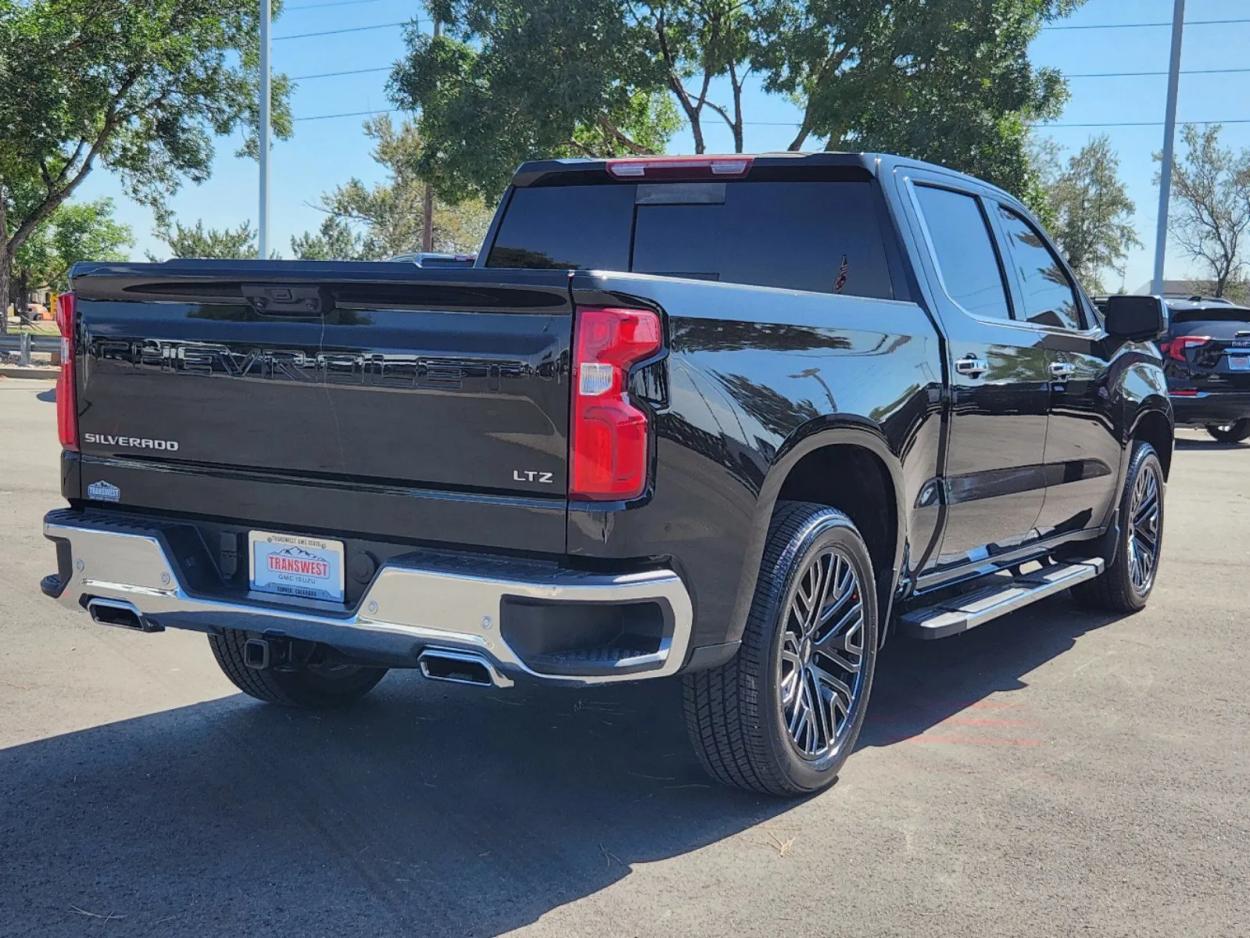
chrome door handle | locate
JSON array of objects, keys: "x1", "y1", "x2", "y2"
[
  {"x1": 955, "y1": 355, "x2": 988, "y2": 378},
  {"x1": 1049, "y1": 361, "x2": 1076, "y2": 379}
]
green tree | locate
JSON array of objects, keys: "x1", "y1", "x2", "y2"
[
  {"x1": 1041, "y1": 135, "x2": 1140, "y2": 293},
  {"x1": 389, "y1": 0, "x2": 1079, "y2": 208},
  {"x1": 388, "y1": 1, "x2": 694, "y2": 201},
  {"x1": 291, "y1": 217, "x2": 363, "y2": 261},
  {"x1": 641, "y1": 0, "x2": 758, "y2": 154},
  {"x1": 13, "y1": 198, "x2": 132, "y2": 297},
  {"x1": 152, "y1": 219, "x2": 258, "y2": 259},
  {"x1": 1161, "y1": 124, "x2": 1250, "y2": 298},
  {"x1": 762, "y1": 0, "x2": 1080, "y2": 208},
  {"x1": 290, "y1": 116, "x2": 494, "y2": 259},
  {"x1": 0, "y1": 0, "x2": 293, "y2": 328}
]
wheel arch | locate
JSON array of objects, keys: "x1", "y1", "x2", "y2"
[{"x1": 726, "y1": 421, "x2": 908, "y2": 650}]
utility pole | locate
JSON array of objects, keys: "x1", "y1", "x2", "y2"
[
  {"x1": 258, "y1": 0, "x2": 272, "y2": 259},
  {"x1": 1152, "y1": 0, "x2": 1185, "y2": 295},
  {"x1": 421, "y1": 17, "x2": 441, "y2": 254}
]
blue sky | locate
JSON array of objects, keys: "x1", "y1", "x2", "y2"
[{"x1": 76, "y1": 0, "x2": 1250, "y2": 290}]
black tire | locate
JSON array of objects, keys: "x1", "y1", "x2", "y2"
[
  {"x1": 1073, "y1": 441, "x2": 1165, "y2": 613},
  {"x1": 1205, "y1": 419, "x2": 1250, "y2": 444},
  {"x1": 208, "y1": 630, "x2": 387, "y2": 708},
  {"x1": 683, "y1": 501, "x2": 879, "y2": 797}
]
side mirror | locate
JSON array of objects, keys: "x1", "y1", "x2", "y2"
[{"x1": 1104, "y1": 294, "x2": 1167, "y2": 341}]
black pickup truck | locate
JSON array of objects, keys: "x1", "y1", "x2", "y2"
[{"x1": 42, "y1": 153, "x2": 1173, "y2": 796}]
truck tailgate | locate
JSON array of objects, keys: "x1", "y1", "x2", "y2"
[{"x1": 69, "y1": 263, "x2": 574, "y2": 549}]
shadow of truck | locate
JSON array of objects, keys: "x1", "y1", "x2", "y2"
[{"x1": 0, "y1": 593, "x2": 1120, "y2": 935}]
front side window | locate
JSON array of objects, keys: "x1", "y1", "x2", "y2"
[
  {"x1": 912, "y1": 185, "x2": 1011, "y2": 321},
  {"x1": 996, "y1": 206, "x2": 1084, "y2": 330}
]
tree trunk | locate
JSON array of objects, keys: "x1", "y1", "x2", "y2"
[
  {"x1": 787, "y1": 121, "x2": 812, "y2": 151},
  {"x1": 0, "y1": 252, "x2": 10, "y2": 336},
  {"x1": 0, "y1": 189, "x2": 8, "y2": 335},
  {"x1": 689, "y1": 113, "x2": 706, "y2": 154},
  {"x1": 653, "y1": 16, "x2": 705, "y2": 155},
  {"x1": 16, "y1": 269, "x2": 28, "y2": 319}
]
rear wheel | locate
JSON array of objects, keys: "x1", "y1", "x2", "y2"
[
  {"x1": 1205, "y1": 419, "x2": 1250, "y2": 444},
  {"x1": 683, "y1": 502, "x2": 878, "y2": 797},
  {"x1": 1073, "y1": 441, "x2": 1164, "y2": 613},
  {"x1": 208, "y1": 630, "x2": 387, "y2": 708}
]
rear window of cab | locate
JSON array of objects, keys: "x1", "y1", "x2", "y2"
[{"x1": 486, "y1": 180, "x2": 895, "y2": 299}]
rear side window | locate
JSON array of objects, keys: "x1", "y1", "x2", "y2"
[
  {"x1": 487, "y1": 180, "x2": 894, "y2": 298},
  {"x1": 996, "y1": 206, "x2": 1084, "y2": 330},
  {"x1": 912, "y1": 185, "x2": 1011, "y2": 321},
  {"x1": 1170, "y1": 307, "x2": 1250, "y2": 330}
]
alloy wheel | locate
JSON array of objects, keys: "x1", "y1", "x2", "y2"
[
  {"x1": 778, "y1": 548, "x2": 866, "y2": 760},
  {"x1": 1127, "y1": 461, "x2": 1162, "y2": 595}
]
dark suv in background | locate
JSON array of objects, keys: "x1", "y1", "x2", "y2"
[
  {"x1": 1162, "y1": 296, "x2": 1250, "y2": 443},
  {"x1": 1097, "y1": 295, "x2": 1250, "y2": 443}
]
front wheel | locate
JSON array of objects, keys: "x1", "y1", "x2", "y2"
[
  {"x1": 208, "y1": 630, "x2": 387, "y2": 708},
  {"x1": 1205, "y1": 419, "x2": 1250, "y2": 444},
  {"x1": 1073, "y1": 441, "x2": 1165, "y2": 613},
  {"x1": 683, "y1": 502, "x2": 878, "y2": 797}
]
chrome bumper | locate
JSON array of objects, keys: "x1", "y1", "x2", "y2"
[{"x1": 44, "y1": 513, "x2": 693, "y2": 686}]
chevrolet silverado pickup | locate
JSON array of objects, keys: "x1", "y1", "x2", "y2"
[{"x1": 42, "y1": 152, "x2": 1173, "y2": 796}]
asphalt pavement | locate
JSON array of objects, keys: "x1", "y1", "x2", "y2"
[{"x1": 1, "y1": 377, "x2": 1246, "y2": 937}]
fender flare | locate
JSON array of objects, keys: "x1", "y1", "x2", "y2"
[
  {"x1": 1128, "y1": 394, "x2": 1175, "y2": 467},
  {"x1": 1128, "y1": 395, "x2": 1174, "y2": 438}
]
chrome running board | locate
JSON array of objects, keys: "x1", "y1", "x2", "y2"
[{"x1": 900, "y1": 558, "x2": 1105, "y2": 640}]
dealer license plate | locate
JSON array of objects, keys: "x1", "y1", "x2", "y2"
[
  {"x1": 248, "y1": 530, "x2": 345, "y2": 602},
  {"x1": 1228, "y1": 354, "x2": 1250, "y2": 372}
]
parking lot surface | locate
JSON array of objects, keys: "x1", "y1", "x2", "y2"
[{"x1": 1, "y1": 378, "x2": 1247, "y2": 937}]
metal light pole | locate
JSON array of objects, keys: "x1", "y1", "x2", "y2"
[
  {"x1": 1152, "y1": 0, "x2": 1185, "y2": 295},
  {"x1": 421, "y1": 17, "x2": 441, "y2": 254},
  {"x1": 258, "y1": 0, "x2": 272, "y2": 259}
]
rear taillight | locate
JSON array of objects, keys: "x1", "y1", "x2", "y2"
[
  {"x1": 1162, "y1": 335, "x2": 1210, "y2": 362},
  {"x1": 606, "y1": 155, "x2": 753, "y2": 179},
  {"x1": 569, "y1": 306, "x2": 662, "y2": 501},
  {"x1": 55, "y1": 292, "x2": 78, "y2": 450}
]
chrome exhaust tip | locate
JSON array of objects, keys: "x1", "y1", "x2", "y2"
[
  {"x1": 86, "y1": 598, "x2": 163, "y2": 633},
  {"x1": 418, "y1": 649, "x2": 513, "y2": 689}
]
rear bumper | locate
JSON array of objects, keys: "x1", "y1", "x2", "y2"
[
  {"x1": 42, "y1": 510, "x2": 693, "y2": 686},
  {"x1": 1169, "y1": 390, "x2": 1250, "y2": 425}
]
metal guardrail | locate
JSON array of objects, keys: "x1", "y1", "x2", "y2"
[
  {"x1": 0, "y1": 333, "x2": 59, "y2": 366},
  {"x1": 0, "y1": 334, "x2": 59, "y2": 351}
]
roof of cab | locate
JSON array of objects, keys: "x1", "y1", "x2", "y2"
[
  {"x1": 510, "y1": 151, "x2": 1014, "y2": 200},
  {"x1": 1165, "y1": 296, "x2": 1250, "y2": 313}
]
